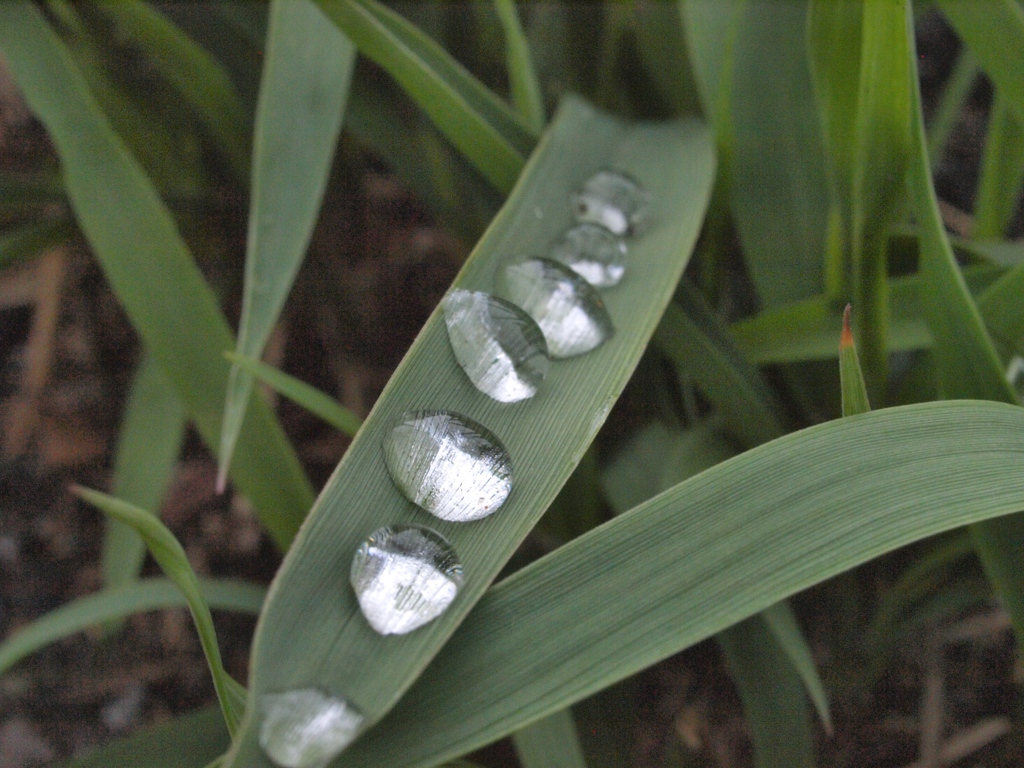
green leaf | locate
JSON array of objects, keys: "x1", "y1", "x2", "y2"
[
  {"x1": 227, "y1": 352, "x2": 361, "y2": 437},
  {"x1": 0, "y1": 577, "x2": 265, "y2": 675},
  {"x1": 926, "y1": 48, "x2": 978, "y2": 171},
  {"x1": 221, "y1": 98, "x2": 715, "y2": 767},
  {"x1": 315, "y1": 0, "x2": 536, "y2": 193},
  {"x1": 973, "y1": 91, "x2": 1024, "y2": 239},
  {"x1": 513, "y1": 708, "x2": 589, "y2": 768},
  {"x1": 839, "y1": 305, "x2": 871, "y2": 417},
  {"x1": 218, "y1": 0, "x2": 355, "y2": 488},
  {"x1": 0, "y1": 3, "x2": 316, "y2": 548},
  {"x1": 493, "y1": 0, "x2": 545, "y2": 133},
  {"x1": 0, "y1": 216, "x2": 75, "y2": 270},
  {"x1": 341, "y1": 400, "x2": 1024, "y2": 766},
  {"x1": 91, "y1": 1, "x2": 251, "y2": 181},
  {"x1": 73, "y1": 487, "x2": 245, "y2": 736},
  {"x1": 103, "y1": 351, "x2": 187, "y2": 590}
]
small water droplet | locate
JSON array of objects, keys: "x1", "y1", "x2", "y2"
[
  {"x1": 350, "y1": 525, "x2": 464, "y2": 635},
  {"x1": 383, "y1": 410, "x2": 513, "y2": 521},
  {"x1": 500, "y1": 258, "x2": 614, "y2": 358},
  {"x1": 259, "y1": 688, "x2": 364, "y2": 768},
  {"x1": 1007, "y1": 355, "x2": 1024, "y2": 402},
  {"x1": 443, "y1": 289, "x2": 550, "y2": 403},
  {"x1": 550, "y1": 223, "x2": 627, "y2": 287},
  {"x1": 572, "y1": 170, "x2": 651, "y2": 236}
]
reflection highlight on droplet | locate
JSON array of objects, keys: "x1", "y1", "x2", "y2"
[
  {"x1": 550, "y1": 222, "x2": 627, "y2": 287},
  {"x1": 350, "y1": 525, "x2": 463, "y2": 635},
  {"x1": 383, "y1": 410, "x2": 513, "y2": 522},
  {"x1": 572, "y1": 169, "x2": 651, "y2": 236},
  {"x1": 259, "y1": 688, "x2": 364, "y2": 768},
  {"x1": 499, "y1": 258, "x2": 614, "y2": 358},
  {"x1": 443, "y1": 289, "x2": 550, "y2": 402}
]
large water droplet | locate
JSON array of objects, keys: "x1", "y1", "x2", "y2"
[
  {"x1": 383, "y1": 410, "x2": 513, "y2": 521},
  {"x1": 259, "y1": 688, "x2": 364, "y2": 768},
  {"x1": 350, "y1": 525, "x2": 463, "y2": 635},
  {"x1": 572, "y1": 170, "x2": 651, "y2": 236},
  {"x1": 443, "y1": 289, "x2": 550, "y2": 403},
  {"x1": 550, "y1": 223, "x2": 627, "y2": 287},
  {"x1": 500, "y1": 258, "x2": 614, "y2": 357}
]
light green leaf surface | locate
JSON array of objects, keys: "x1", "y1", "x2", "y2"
[
  {"x1": 103, "y1": 352, "x2": 186, "y2": 590},
  {"x1": 905, "y1": 10, "x2": 1024, "y2": 651},
  {"x1": 0, "y1": 3, "x2": 315, "y2": 548},
  {"x1": 513, "y1": 708, "x2": 589, "y2": 768},
  {"x1": 973, "y1": 91, "x2": 1024, "y2": 239},
  {"x1": 74, "y1": 487, "x2": 245, "y2": 736},
  {"x1": 341, "y1": 400, "x2": 1024, "y2": 766},
  {"x1": 0, "y1": 577, "x2": 265, "y2": 675},
  {"x1": 840, "y1": 306, "x2": 870, "y2": 418},
  {"x1": 219, "y1": 0, "x2": 355, "y2": 487},
  {"x1": 316, "y1": 0, "x2": 536, "y2": 192},
  {"x1": 227, "y1": 352, "x2": 362, "y2": 437},
  {"x1": 222, "y1": 98, "x2": 715, "y2": 767},
  {"x1": 493, "y1": 0, "x2": 545, "y2": 133}
]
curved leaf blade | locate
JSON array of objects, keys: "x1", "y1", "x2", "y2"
[{"x1": 493, "y1": 0, "x2": 545, "y2": 133}]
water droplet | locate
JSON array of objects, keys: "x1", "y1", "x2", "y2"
[
  {"x1": 383, "y1": 410, "x2": 513, "y2": 521},
  {"x1": 443, "y1": 289, "x2": 550, "y2": 403},
  {"x1": 1007, "y1": 355, "x2": 1024, "y2": 402},
  {"x1": 500, "y1": 258, "x2": 614, "y2": 358},
  {"x1": 550, "y1": 223, "x2": 627, "y2": 287},
  {"x1": 572, "y1": 170, "x2": 651, "y2": 236},
  {"x1": 350, "y1": 525, "x2": 463, "y2": 635},
  {"x1": 259, "y1": 688, "x2": 364, "y2": 768}
]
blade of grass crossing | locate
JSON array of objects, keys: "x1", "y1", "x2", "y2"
[
  {"x1": 74, "y1": 487, "x2": 245, "y2": 735},
  {"x1": 905, "y1": 5, "x2": 1024, "y2": 653},
  {"x1": 0, "y1": 577, "x2": 265, "y2": 675},
  {"x1": 340, "y1": 401, "x2": 1024, "y2": 766},
  {"x1": 223, "y1": 99, "x2": 715, "y2": 768},
  {"x1": 493, "y1": 0, "x2": 545, "y2": 133},
  {"x1": 0, "y1": 4, "x2": 316, "y2": 548},
  {"x1": 227, "y1": 352, "x2": 361, "y2": 436},
  {"x1": 104, "y1": 351, "x2": 186, "y2": 590},
  {"x1": 718, "y1": 617, "x2": 815, "y2": 768},
  {"x1": 927, "y1": 48, "x2": 978, "y2": 171},
  {"x1": 513, "y1": 709, "x2": 588, "y2": 768},
  {"x1": 760, "y1": 601, "x2": 832, "y2": 735},
  {"x1": 973, "y1": 91, "x2": 1024, "y2": 239},
  {"x1": 218, "y1": 0, "x2": 355, "y2": 488},
  {"x1": 840, "y1": 305, "x2": 871, "y2": 417},
  {"x1": 316, "y1": 0, "x2": 535, "y2": 193}
]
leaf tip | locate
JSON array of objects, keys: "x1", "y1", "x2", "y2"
[{"x1": 841, "y1": 303, "x2": 854, "y2": 348}]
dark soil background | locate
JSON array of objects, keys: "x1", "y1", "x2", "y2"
[{"x1": 0, "y1": 7, "x2": 1021, "y2": 768}]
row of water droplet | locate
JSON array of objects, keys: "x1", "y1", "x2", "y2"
[{"x1": 259, "y1": 170, "x2": 651, "y2": 767}]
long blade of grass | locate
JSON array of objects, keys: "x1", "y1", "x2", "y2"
[
  {"x1": 218, "y1": 0, "x2": 355, "y2": 488},
  {"x1": 92, "y1": 1, "x2": 251, "y2": 181},
  {"x1": 927, "y1": 48, "x2": 978, "y2": 171},
  {"x1": 512, "y1": 709, "x2": 588, "y2": 768},
  {"x1": 905, "y1": 6, "x2": 1024, "y2": 652},
  {"x1": 493, "y1": 0, "x2": 545, "y2": 133},
  {"x1": 73, "y1": 486, "x2": 245, "y2": 735},
  {"x1": 315, "y1": 0, "x2": 536, "y2": 192},
  {"x1": 103, "y1": 351, "x2": 186, "y2": 590},
  {"x1": 227, "y1": 352, "x2": 361, "y2": 437},
  {"x1": 340, "y1": 400, "x2": 1024, "y2": 766},
  {"x1": 840, "y1": 305, "x2": 871, "y2": 417},
  {"x1": 0, "y1": 577, "x2": 265, "y2": 675},
  {"x1": 0, "y1": 3, "x2": 315, "y2": 548},
  {"x1": 973, "y1": 91, "x2": 1024, "y2": 239},
  {"x1": 222, "y1": 98, "x2": 715, "y2": 767}
]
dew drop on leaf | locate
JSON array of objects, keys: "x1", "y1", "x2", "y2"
[
  {"x1": 550, "y1": 222, "x2": 627, "y2": 287},
  {"x1": 383, "y1": 410, "x2": 513, "y2": 521},
  {"x1": 500, "y1": 258, "x2": 614, "y2": 357},
  {"x1": 572, "y1": 169, "x2": 651, "y2": 236},
  {"x1": 350, "y1": 525, "x2": 464, "y2": 635},
  {"x1": 259, "y1": 688, "x2": 364, "y2": 768}
]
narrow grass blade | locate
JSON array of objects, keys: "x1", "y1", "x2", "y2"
[
  {"x1": 315, "y1": 0, "x2": 536, "y2": 192},
  {"x1": 0, "y1": 577, "x2": 265, "y2": 675},
  {"x1": 973, "y1": 91, "x2": 1024, "y2": 239},
  {"x1": 103, "y1": 351, "x2": 186, "y2": 590},
  {"x1": 840, "y1": 305, "x2": 870, "y2": 417},
  {"x1": 222, "y1": 99, "x2": 715, "y2": 768},
  {"x1": 905, "y1": 8, "x2": 1024, "y2": 653},
  {"x1": 92, "y1": 1, "x2": 251, "y2": 181},
  {"x1": 74, "y1": 486, "x2": 245, "y2": 736},
  {"x1": 227, "y1": 353, "x2": 361, "y2": 437},
  {"x1": 493, "y1": 0, "x2": 545, "y2": 133},
  {"x1": 0, "y1": 4, "x2": 315, "y2": 548},
  {"x1": 52, "y1": 706, "x2": 227, "y2": 768},
  {"x1": 513, "y1": 709, "x2": 588, "y2": 768},
  {"x1": 760, "y1": 600, "x2": 832, "y2": 734},
  {"x1": 218, "y1": 0, "x2": 355, "y2": 489},
  {"x1": 927, "y1": 48, "x2": 978, "y2": 171},
  {"x1": 342, "y1": 400, "x2": 1024, "y2": 766},
  {"x1": 0, "y1": 216, "x2": 75, "y2": 270},
  {"x1": 718, "y1": 616, "x2": 815, "y2": 768}
]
